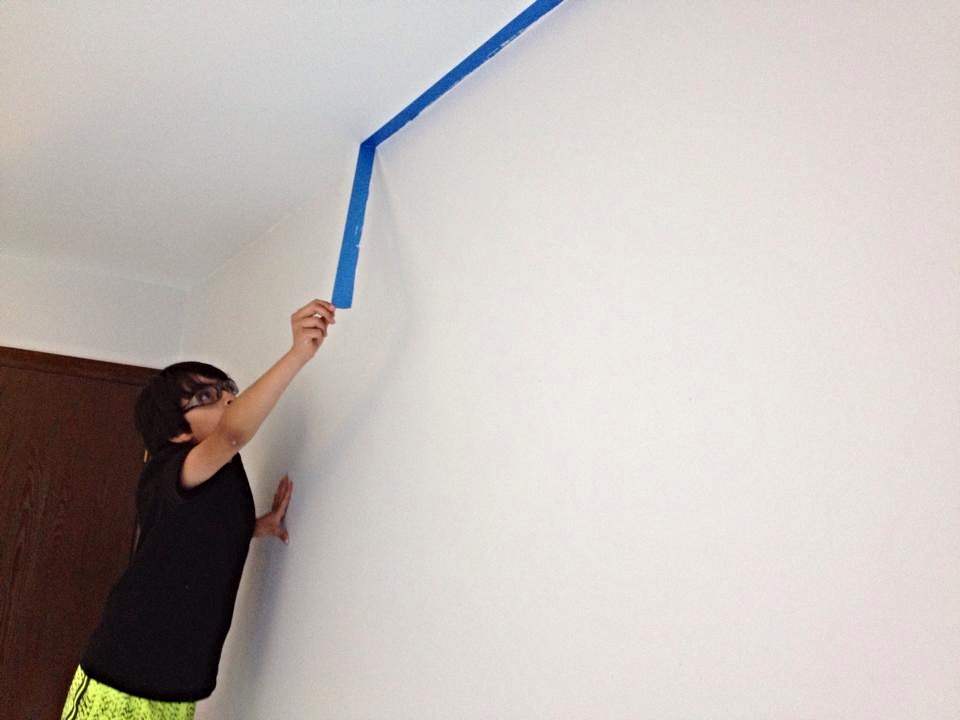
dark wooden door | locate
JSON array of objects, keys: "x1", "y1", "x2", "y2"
[{"x1": 0, "y1": 347, "x2": 159, "y2": 719}]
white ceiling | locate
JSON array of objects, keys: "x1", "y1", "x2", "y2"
[{"x1": 1, "y1": 1, "x2": 527, "y2": 287}]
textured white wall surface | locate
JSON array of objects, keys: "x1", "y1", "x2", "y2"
[
  {"x1": 187, "y1": 2, "x2": 959, "y2": 717},
  {"x1": 0, "y1": 253, "x2": 184, "y2": 367}
]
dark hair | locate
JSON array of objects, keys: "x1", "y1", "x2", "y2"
[{"x1": 135, "y1": 361, "x2": 233, "y2": 453}]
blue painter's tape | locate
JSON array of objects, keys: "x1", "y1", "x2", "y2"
[
  {"x1": 331, "y1": 0, "x2": 566, "y2": 308},
  {"x1": 331, "y1": 140, "x2": 376, "y2": 309},
  {"x1": 366, "y1": 0, "x2": 565, "y2": 147}
]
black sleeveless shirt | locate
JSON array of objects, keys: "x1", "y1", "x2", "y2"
[{"x1": 82, "y1": 444, "x2": 256, "y2": 701}]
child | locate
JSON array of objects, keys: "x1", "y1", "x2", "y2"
[{"x1": 62, "y1": 299, "x2": 336, "y2": 720}]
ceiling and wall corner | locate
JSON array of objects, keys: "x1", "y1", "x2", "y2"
[
  {"x1": 0, "y1": 1, "x2": 529, "y2": 289},
  {"x1": 0, "y1": 1, "x2": 530, "y2": 365}
]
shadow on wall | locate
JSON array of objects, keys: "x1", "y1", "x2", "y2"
[
  {"x1": 307, "y1": 159, "x2": 422, "y2": 480},
  {"x1": 207, "y1": 160, "x2": 421, "y2": 713}
]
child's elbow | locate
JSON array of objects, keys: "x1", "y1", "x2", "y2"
[{"x1": 214, "y1": 425, "x2": 248, "y2": 453}]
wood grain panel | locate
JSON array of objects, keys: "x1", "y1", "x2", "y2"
[{"x1": 0, "y1": 348, "x2": 158, "y2": 719}]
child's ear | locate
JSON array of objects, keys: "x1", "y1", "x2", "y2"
[{"x1": 169, "y1": 432, "x2": 194, "y2": 444}]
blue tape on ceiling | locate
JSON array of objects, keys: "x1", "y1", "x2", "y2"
[{"x1": 331, "y1": 0, "x2": 566, "y2": 308}]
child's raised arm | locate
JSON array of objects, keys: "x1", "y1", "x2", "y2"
[{"x1": 180, "y1": 299, "x2": 336, "y2": 489}]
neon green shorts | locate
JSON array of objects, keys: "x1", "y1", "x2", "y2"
[{"x1": 62, "y1": 666, "x2": 196, "y2": 720}]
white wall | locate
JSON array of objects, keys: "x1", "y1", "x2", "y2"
[
  {"x1": 190, "y1": 1, "x2": 960, "y2": 718},
  {"x1": 0, "y1": 253, "x2": 185, "y2": 367}
]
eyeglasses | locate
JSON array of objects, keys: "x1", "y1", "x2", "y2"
[{"x1": 182, "y1": 379, "x2": 239, "y2": 413}]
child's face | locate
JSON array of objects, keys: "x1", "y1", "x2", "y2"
[{"x1": 180, "y1": 376, "x2": 237, "y2": 442}]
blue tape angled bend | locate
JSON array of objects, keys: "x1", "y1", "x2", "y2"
[{"x1": 330, "y1": 0, "x2": 566, "y2": 308}]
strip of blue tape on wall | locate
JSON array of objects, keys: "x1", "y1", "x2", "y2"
[{"x1": 331, "y1": 0, "x2": 566, "y2": 309}]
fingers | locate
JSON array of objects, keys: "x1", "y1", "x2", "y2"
[
  {"x1": 273, "y1": 475, "x2": 293, "y2": 515},
  {"x1": 259, "y1": 477, "x2": 292, "y2": 544},
  {"x1": 292, "y1": 299, "x2": 336, "y2": 325},
  {"x1": 291, "y1": 300, "x2": 337, "y2": 355},
  {"x1": 299, "y1": 314, "x2": 330, "y2": 338}
]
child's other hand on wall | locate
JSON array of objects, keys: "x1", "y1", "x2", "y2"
[{"x1": 254, "y1": 474, "x2": 293, "y2": 544}]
